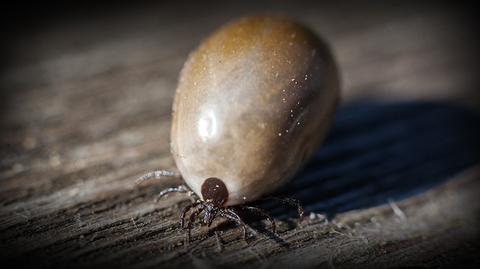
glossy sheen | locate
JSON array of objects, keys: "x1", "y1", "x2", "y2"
[{"x1": 171, "y1": 15, "x2": 340, "y2": 206}]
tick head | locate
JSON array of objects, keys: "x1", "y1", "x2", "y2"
[{"x1": 201, "y1": 177, "x2": 228, "y2": 207}]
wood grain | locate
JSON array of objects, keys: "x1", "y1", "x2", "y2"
[{"x1": 1, "y1": 1, "x2": 479, "y2": 268}]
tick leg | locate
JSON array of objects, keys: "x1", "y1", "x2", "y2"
[
  {"x1": 220, "y1": 209, "x2": 249, "y2": 240},
  {"x1": 214, "y1": 231, "x2": 223, "y2": 252},
  {"x1": 156, "y1": 184, "x2": 198, "y2": 202},
  {"x1": 206, "y1": 209, "x2": 218, "y2": 227},
  {"x1": 180, "y1": 201, "x2": 203, "y2": 228},
  {"x1": 135, "y1": 170, "x2": 177, "y2": 184},
  {"x1": 263, "y1": 197, "x2": 304, "y2": 218},
  {"x1": 239, "y1": 206, "x2": 276, "y2": 234},
  {"x1": 186, "y1": 205, "x2": 205, "y2": 242},
  {"x1": 136, "y1": 170, "x2": 198, "y2": 202}
]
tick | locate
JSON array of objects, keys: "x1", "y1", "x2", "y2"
[{"x1": 137, "y1": 15, "x2": 340, "y2": 241}]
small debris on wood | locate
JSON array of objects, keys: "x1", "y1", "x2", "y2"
[{"x1": 388, "y1": 199, "x2": 407, "y2": 221}]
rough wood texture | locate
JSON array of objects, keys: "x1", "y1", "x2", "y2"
[{"x1": 1, "y1": 1, "x2": 479, "y2": 268}]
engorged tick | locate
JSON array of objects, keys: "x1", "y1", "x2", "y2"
[{"x1": 136, "y1": 15, "x2": 340, "y2": 242}]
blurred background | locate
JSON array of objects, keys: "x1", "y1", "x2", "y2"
[
  {"x1": 2, "y1": 1, "x2": 479, "y2": 105},
  {"x1": 1, "y1": 0, "x2": 479, "y2": 268}
]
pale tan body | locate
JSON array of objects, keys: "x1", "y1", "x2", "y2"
[{"x1": 171, "y1": 16, "x2": 340, "y2": 206}]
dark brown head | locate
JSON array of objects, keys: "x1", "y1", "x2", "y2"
[{"x1": 201, "y1": 177, "x2": 228, "y2": 207}]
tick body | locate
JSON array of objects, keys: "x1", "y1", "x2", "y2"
[
  {"x1": 140, "y1": 15, "x2": 339, "y2": 239},
  {"x1": 172, "y1": 15, "x2": 339, "y2": 204}
]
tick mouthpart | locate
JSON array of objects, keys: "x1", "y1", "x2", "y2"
[
  {"x1": 201, "y1": 202, "x2": 218, "y2": 226},
  {"x1": 201, "y1": 177, "x2": 228, "y2": 206}
]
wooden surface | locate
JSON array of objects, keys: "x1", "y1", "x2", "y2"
[{"x1": 1, "y1": 1, "x2": 479, "y2": 268}]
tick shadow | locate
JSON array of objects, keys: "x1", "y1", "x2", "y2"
[{"x1": 255, "y1": 100, "x2": 480, "y2": 220}]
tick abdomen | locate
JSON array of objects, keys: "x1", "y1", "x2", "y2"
[{"x1": 171, "y1": 15, "x2": 340, "y2": 205}]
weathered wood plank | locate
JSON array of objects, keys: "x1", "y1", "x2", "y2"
[{"x1": 1, "y1": 1, "x2": 479, "y2": 268}]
